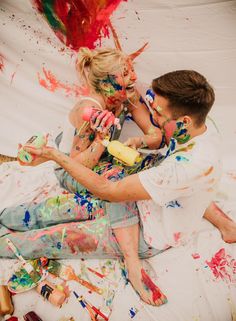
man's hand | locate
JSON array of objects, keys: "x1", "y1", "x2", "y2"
[
  {"x1": 124, "y1": 136, "x2": 143, "y2": 149},
  {"x1": 19, "y1": 145, "x2": 55, "y2": 166}
]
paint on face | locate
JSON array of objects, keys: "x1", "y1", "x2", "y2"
[
  {"x1": 32, "y1": 0, "x2": 126, "y2": 50},
  {"x1": 173, "y1": 121, "x2": 190, "y2": 144}
]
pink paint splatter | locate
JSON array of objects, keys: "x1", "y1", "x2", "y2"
[
  {"x1": 206, "y1": 248, "x2": 236, "y2": 283},
  {"x1": 37, "y1": 67, "x2": 89, "y2": 97},
  {"x1": 173, "y1": 232, "x2": 181, "y2": 243},
  {"x1": 192, "y1": 253, "x2": 200, "y2": 259}
]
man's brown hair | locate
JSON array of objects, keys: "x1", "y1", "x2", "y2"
[{"x1": 152, "y1": 70, "x2": 215, "y2": 126}]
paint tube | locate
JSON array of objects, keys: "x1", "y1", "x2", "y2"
[
  {"x1": 17, "y1": 133, "x2": 47, "y2": 164},
  {"x1": 0, "y1": 285, "x2": 14, "y2": 316},
  {"x1": 23, "y1": 311, "x2": 43, "y2": 321},
  {"x1": 36, "y1": 280, "x2": 66, "y2": 307},
  {"x1": 102, "y1": 140, "x2": 141, "y2": 166}
]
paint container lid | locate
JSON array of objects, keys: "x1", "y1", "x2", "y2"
[{"x1": 23, "y1": 311, "x2": 43, "y2": 321}]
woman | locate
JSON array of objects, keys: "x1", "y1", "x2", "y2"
[{"x1": 54, "y1": 46, "x2": 164, "y2": 193}]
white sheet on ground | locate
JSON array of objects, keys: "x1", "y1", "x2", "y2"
[{"x1": 0, "y1": 0, "x2": 236, "y2": 320}]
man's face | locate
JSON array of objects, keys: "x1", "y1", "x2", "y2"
[{"x1": 145, "y1": 89, "x2": 178, "y2": 141}]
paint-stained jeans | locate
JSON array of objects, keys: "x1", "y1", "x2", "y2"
[{"x1": 0, "y1": 193, "x2": 159, "y2": 259}]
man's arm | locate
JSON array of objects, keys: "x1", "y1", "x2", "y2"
[{"x1": 24, "y1": 146, "x2": 151, "y2": 203}]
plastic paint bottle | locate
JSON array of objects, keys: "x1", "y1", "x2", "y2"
[
  {"x1": 17, "y1": 133, "x2": 47, "y2": 164},
  {"x1": 23, "y1": 311, "x2": 43, "y2": 321},
  {"x1": 82, "y1": 106, "x2": 120, "y2": 128},
  {"x1": 103, "y1": 140, "x2": 141, "y2": 166},
  {"x1": 36, "y1": 280, "x2": 66, "y2": 307},
  {"x1": 0, "y1": 285, "x2": 14, "y2": 316}
]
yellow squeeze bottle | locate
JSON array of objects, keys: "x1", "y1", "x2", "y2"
[{"x1": 103, "y1": 140, "x2": 141, "y2": 166}]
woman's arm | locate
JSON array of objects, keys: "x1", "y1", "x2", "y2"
[
  {"x1": 24, "y1": 146, "x2": 151, "y2": 202},
  {"x1": 68, "y1": 102, "x2": 111, "y2": 169},
  {"x1": 127, "y1": 90, "x2": 163, "y2": 149}
]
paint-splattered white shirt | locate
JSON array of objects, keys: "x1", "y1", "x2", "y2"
[{"x1": 137, "y1": 121, "x2": 222, "y2": 250}]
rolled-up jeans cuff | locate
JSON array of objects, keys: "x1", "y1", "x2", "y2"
[{"x1": 105, "y1": 201, "x2": 139, "y2": 229}]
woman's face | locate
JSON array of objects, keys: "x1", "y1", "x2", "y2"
[{"x1": 99, "y1": 58, "x2": 137, "y2": 106}]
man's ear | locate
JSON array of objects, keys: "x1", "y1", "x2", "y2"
[{"x1": 182, "y1": 116, "x2": 192, "y2": 128}]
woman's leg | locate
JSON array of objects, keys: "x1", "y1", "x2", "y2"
[
  {"x1": 203, "y1": 201, "x2": 236, "y2": 243},
  {"x1": 0, "y1": 191, "x2": 105, "y2": 231},
  {"x1": 0, "y1": 217, "x2": 119, "y2": 259}
]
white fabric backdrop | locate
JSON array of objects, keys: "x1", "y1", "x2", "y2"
[
  {"x1": 0, "y1": 1, "x2": 236, "y2": 321},
  {"x1": 0, "y1": 0, "x2": 236, "y2": 157}
]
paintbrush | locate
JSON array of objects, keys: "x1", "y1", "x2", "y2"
[
  {"x1": 47, "y1": 260, "x2": 103, "y2": 294},
  {"x1": 5, "y1": 238, "x2": 41, "y2": 283},
  {"x1": 73, "y1": 291, "x2": 96, "y2": 321}
]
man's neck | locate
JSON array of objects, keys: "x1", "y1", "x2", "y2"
[{"x1": 188, "y1": 123, "x2": 207, "y2": 140}]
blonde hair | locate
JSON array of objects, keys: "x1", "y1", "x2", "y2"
[{"x1": 76, "y1": 47, "x2": 128, "y2": 90}]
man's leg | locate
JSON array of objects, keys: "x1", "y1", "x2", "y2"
[
  {"x1": 203, "y1": 201, "x2": 236, "y2": 243},
  {"x1": 106, "y1": 201, "x2": 167, "y2": 306}
]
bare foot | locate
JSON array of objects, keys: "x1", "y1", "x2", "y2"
[
  {"x1": 126, "y1": 260, "x2": 167, "y2": 306},
  {"x1": 221, "y1": 221, "x2": 236, "y2": 243}
]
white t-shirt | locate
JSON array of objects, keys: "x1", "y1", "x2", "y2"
[{"x1": 137, "y1": 121, "x2": 222, "y2": 250}]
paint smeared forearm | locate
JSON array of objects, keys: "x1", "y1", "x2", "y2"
[{"x1": 71, "y1": 138, "x2": 105, "y2": 169}]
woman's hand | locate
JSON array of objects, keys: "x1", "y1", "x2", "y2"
[{"x1": 90, "y1": 110, "x2": 113, "y2": 139}]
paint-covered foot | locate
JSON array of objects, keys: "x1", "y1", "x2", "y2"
[
  {"x1": 126, "y1": 260, "x2": 167, "y2": 306},
  {"x1": 221, "y1": 221, "x2": 236, "y2": 243}
]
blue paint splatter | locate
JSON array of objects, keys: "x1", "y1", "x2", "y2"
[
  {"x1": 129, "y1": 307, "x2": 138, "y2": 318},
  {"x1": 56, "y1": 242, "x2": 62, "y2": 249},
  {"x1": 166, "y1": 200, "x2": 182, "y2": 208},
  {"x1": 22, "y1": 210, "x2": 31, "y2": 228},
  {"x1": 175, "y1": 155, "x2": 189, "y2": 162}
]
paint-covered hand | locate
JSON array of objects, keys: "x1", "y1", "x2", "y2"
[
  {"x1": 90, "y1": 110, "x2": 113, "y2": 139},
  {"x1": 19, "y1": 145, "x2": 55, "y2": 166},
  {"x1": 124, "y1": 136, "x2": 143, "y2": 149}
]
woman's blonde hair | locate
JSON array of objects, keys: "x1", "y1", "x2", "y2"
[{"x1": 76, "y1": 47, "x2": 128, "y2": 91}]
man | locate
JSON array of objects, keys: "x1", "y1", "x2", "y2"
[{"x1": 0, "y1": 70, "x2": 223, "y2": 306}]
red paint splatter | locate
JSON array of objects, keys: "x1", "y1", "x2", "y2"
[
  {"x1": 32, "y1": 0, "x2": 127, "y2": 50},
  {"x1": 0, "y1": 54, "x2": 5, "y2": 72},
  {"x1": 173, "y1": 232, "x2": 181, "y2": 243},
  {"x1": 37, "y1": 67, "x2": 89, "y2": 97},
  {"x1": 65, "y1": 230, "x2": 98, "y2": 254},
  {"x1": 192, "y1": 253, "x2": 200, "y2": 259},
  {"x1": 206, "y1": 248, "x2": 236, "y2": 283},
  {"x1": 141, "y1": 268, "x2": 162, "y2": 302}
]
